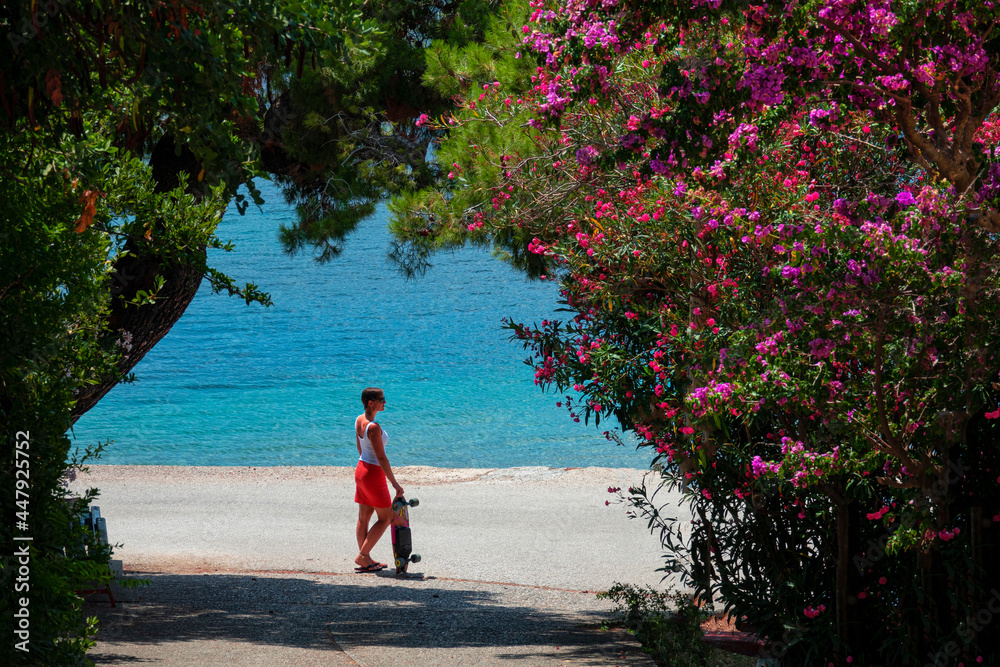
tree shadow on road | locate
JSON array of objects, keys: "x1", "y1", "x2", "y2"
[{"x1": 86, "y1": 571, "x2": 652, "y2": 665}]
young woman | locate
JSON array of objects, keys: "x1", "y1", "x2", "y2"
[{"x1": 353, "y1": 387, "x2": 404, "y2": 572}]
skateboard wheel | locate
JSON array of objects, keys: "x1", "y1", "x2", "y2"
[
  {"x1": 409, "y1": 498, "x2": 419, "y2": 507},
  {"x1": 410, "y1": 554, "x2": 421, "y2": 563},
  {"x1": 395, "y1": 558, "x2": 403, "y2": 569}
]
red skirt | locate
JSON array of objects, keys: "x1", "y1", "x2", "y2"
[{"x1": 355, "y1": 460, "x2": 391, "y2": 508}]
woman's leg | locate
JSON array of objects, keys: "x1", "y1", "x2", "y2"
[
  {"x1": 356, "y1": 504, "x2": 375, "y2": 552},
  {"x1": 356, "y1": 505, "x2": 392, "y2": 566}
]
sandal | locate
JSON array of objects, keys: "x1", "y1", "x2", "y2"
[{"x1": 354, "y1": 563, "x2": 384, "y2": 573}]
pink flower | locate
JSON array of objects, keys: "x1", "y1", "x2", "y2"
[
  {"x1": 867, "y1": 506, "x2": 890, "y2": 521},
  {"x1": 939, "y1": 527, "x2": 960, "y2": 541},
  {"x1": 415, "y1": 113, "x2": 430, "y2": 127},
  {"x1": 803, "y1": 605, "x2": 823, "y2": 618},
  {"x1": 809, "y1": 338, "x2": 836, "y2": 358}
]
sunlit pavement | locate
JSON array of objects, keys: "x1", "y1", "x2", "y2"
[{"x1": 74, "y1": 465, "x2": 687, "y2": 665}]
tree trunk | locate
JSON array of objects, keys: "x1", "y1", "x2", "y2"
[
  {"x1": 835, "y1": 495, "x2": 848, "y2": 644},
  {"x1": 70, "y1": 136, "x2": 205, "y2": 423}
]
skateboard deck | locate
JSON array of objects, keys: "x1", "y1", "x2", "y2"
[{"x1": 390, "y1": 496, "x2": 421, "y2": 574}]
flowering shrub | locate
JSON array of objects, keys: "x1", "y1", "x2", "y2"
[{"x1": 394, "y1": 1, "x2": 1000, "y2": 663}]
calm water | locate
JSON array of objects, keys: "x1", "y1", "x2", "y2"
[{"x1": 70, "y1": 182, "x2": 648, "y2": 469}]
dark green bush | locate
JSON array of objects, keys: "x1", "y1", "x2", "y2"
[{"x1": 599, "y1": 583, "x2": 716, "y2": 667}]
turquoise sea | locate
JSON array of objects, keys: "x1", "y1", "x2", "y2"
[{"x1": 70, "y1": 182, "x2": 648, "y2": 469}]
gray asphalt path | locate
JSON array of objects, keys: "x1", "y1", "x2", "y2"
[{"x1": 71, "y1": 465, "x2": 692, "y2": 666}]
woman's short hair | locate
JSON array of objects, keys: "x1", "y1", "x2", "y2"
[{"x1": 361, "y1": 387, "x2": 384, "y2": 407}]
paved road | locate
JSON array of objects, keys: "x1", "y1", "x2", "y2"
[{"x1": 72, "y1": 465, "x2": 692, "y2": 666}]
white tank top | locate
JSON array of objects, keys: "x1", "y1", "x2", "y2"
[{"x1": 358, "y1": 422, "x2": 387, "y2": 465}]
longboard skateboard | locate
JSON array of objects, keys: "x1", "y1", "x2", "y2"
[{"x1": 390, "y1": 496, "x2": 421, "y2": 575}]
